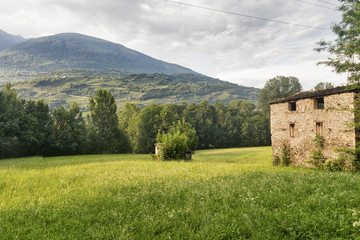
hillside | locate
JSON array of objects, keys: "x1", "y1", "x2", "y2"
[
  {"x1": 0, "y1": 33, "x2": 198, "y2": 76},
  {"x1": 0, "y1": 29, "x2": 25, "y2": 52},
  {"x1": 11, "y1": 71, "x2": 260, "y2": 109}
]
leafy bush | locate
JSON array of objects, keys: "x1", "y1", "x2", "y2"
[
  {"x1": 156, "y1": 120, "x2": 197, "y2": 161},
  {"x1": 309, "y1": 150, "x2": 326, "y2": 168},
  {"x1": 273, "y1": 155, "x2": 281, "y2": 166},
  {"x1": 329, "y1": 147, "x2": 359, "y2": 171},
  {"x1": 308, "y1": 135, "x2": 360, "y2": 171}
]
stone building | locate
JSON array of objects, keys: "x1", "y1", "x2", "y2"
[{"x1": 270, "y1": 86, "x2": 357, "y2": 166}]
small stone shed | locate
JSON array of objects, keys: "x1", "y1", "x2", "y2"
[{"x1": 270, "y1": 86, "x2": 358, "y2": 166}]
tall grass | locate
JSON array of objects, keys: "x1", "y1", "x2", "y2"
[{"x1": 1, "y1": 147, "x2": 360, "y2": 239}]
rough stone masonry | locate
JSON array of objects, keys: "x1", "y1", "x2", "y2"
[{"x1": 270, "y1": 86, "x2": 357, "y2": 166}]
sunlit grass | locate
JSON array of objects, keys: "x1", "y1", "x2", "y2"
[{"x1": 1, "y1": 147, "x2": 360, "y2": 239}]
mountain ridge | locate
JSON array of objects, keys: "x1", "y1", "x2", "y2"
[
  {"x1": 0, "y1": 29, "x2": 26, "y2": 52},
  {"x1": 0, "y1": 32, "x2": 198, "y2": 75}
]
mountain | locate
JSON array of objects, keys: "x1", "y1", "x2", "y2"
[
  {"x1": 0, "y1": 32, "x2": 260, "y2": 108},
  {"x1": 0, "y1": 29, "x2": 26, "y2": 52},
  {"x1": 0, "y1": 33, "x2": 198, "y2": 75}
]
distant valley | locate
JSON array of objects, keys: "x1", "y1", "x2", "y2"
[{"x1": 11, "y1": 70, "x2": 259, "y2": 110}]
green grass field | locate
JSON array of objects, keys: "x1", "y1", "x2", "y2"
[{"x1": 1, "y1": 147, "x2": 360, "y2": 239}]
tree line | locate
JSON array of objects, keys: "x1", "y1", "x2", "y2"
[{"x1": 0, "y1": 83, "x2": 274, "y2": 159}]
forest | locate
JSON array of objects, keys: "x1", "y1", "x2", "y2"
[{"x1": 0, "y1": 83, "x2": 270, "y2": 159}]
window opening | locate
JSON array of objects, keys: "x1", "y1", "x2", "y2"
[
  {"x1": 315, "y1": 97, "x2": 324, "y2": 109},
  {"x1": 290, "y1": 123, "x2": 295, "y2": 137},
  {"x1": 289, "y1": 101, "x2": 296, "y2": 111},
  {"x1": 316, "y1": 122, "x2": 323, "y2": 136}
]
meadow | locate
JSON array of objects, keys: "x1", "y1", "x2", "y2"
[{"x1": 1, "y1": 147, "x2": 360, "y2": 239}]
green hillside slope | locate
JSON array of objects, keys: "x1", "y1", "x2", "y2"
[
  {"x1": 0, "y1": 33, "x2": 197, "y2": 75},
  {"x1": 11, "y1": 71, "x2": 259, "y2": 109}
]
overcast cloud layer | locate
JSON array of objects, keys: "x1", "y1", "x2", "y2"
[{"x1": 0, "y1": 0, "x2": 346, "y2": 89}]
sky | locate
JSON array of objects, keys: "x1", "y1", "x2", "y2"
[{"x1": 0, "y1": 0, "x2": 347, "y2": 90}]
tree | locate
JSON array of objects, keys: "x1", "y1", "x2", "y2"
[
  {"x1": 0, "y1": 84, "x2": 24, "y2": 158},
  {"x1": 118, "y1": 102, "x2": 140, "y2": 152},
  {"x1": 134, "y1": 104, "x2": 163, "y2": 153},
  {"x1": 257, "y1": 76, "x2": 302, "y2": 145},
  {"x1": 257, "y1": 76, "x2": 302, "y2": 117},
  {"x1": 183, "y1": 100, "x2": 218, "y2": 149},
  {"x1": 21, "y1": 99, "x2": 53, "y2": 156},
  {"x1": 314, "y1": 82, "x2": 335, "y2": 90},
  {"x1": 52, "y1": 103, "x2": 86, "y2": 155},
  {"x1": 156, "y1": 119, "x2": 197, "y2": 161},
  {"x1": 159, "y1": 103, "x2": 187, "y2": 132},
  {"x1": 315, "y1": 0, "x2": 360, "y2": 83},
  {"x1": 87, "y1": 88, "x2": 130, "y2": 154}
]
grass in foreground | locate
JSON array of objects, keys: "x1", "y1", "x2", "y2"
[{"x1": 1, "y1": 147, "x2": 360, "y2": 239}]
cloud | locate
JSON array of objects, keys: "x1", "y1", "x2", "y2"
[{"x1": 0, "y1": 0, "x2": 343, "y2": 89}]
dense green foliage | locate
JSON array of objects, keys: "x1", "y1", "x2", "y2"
[
  {"x1": 0, "y1": 83, "x2": 53, "y2": 158},
  {"x1": 315, "y1": 0, "x2": 360, "y2": 83},
  {"x1": 87, "y1": 89, "x2": 130, "y2": 154},
  {"x1": 0, "y1": 85, "x2": 268, "y2": 159},
  {"x1": 8, "y1": 71, "x2": 259, "y2": 109},
  {"x1": 0, "y1": 86, "x2": 130, "y2": 158},
  {"x1": 156, "y1": 120, "x2": 198, "y2": 160},
  {"x1": 119, "y1": 99, "x2": 270, "y2": 154},
  {"x1": 1, "y1": 147, "x2": 360, "y2": 239},
  {"x1": 133, "y1": 103, "x2": 164, "y2": 154},
  {"x1": 51, "y1": 103, "x2": 86, "y2": 155},
  {"x1": 0, "y1": 33, "x2": 196, "y2": 75}
]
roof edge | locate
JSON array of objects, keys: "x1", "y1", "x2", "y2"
[{"x1": 269, "y1": 86, "x2": 357, "y2": 105}]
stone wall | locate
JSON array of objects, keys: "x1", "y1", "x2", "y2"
[{"x1": 270, "y1": 92, "x2": 356, "y2": 166}]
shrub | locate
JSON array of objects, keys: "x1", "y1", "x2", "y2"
[
  {"x1": 329, "y1": 147, "x2": 358, "y2": 171},
  {"x1": 308, "y1": 135, "x2": 326, "y2": 169},
  {"x1": 156, "y1": 120, "x2": 197, "y2": 161},
  {"x1": 273, "y1": 155, "x2": 281, "y2": 166},
  {"x1": 309, "y1": 150, "x2": 326, "y2": 168},
  {"x1": 281, "y1": 144, "x2": 291, "y2": 166}
]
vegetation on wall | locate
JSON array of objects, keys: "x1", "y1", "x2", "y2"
[
  {"x1": 281, "y1": 143, "x2": 292, "y2": 166},
  {"x1": 308, "y1": 135, "x2": 326, "y2": 169},
  {"x1": 308, "y1": 134, "x2": 360, "y2": 171},
  {"x1": 272, "y1": 143, "x2": 292, "y2": 167}
]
